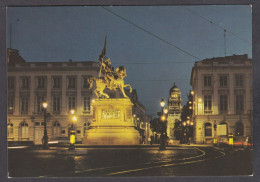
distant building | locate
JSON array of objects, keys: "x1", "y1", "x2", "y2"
[
  {"x1": 167, "y1": 83, "x2": 182, "y2": 139},
  {"x1": 7, "y1": 48, "x2": 149, "y2": 144},
  {"x1": 190, "y1": 54, "x2": 252, "y2": 143}
]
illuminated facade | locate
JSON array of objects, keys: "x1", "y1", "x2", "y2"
[
  {"x1": 167, "y1": 83, "x2": 182, "y2": 139},
  {"x1": 190, "y1": 54, "x2": 252, "y2": 143},
  {"x1": 7, "y1": 48, "x2": 148, "y2": 144}
]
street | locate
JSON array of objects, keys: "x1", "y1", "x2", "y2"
[{"x1": 8, "y1": 145, "x2": 252, "y2": 177}]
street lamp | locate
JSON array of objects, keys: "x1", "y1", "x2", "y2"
[
  {"x1": 69, "y1": 109, "x2": 77, "y2": 150},
  {"x1": 159, "y1": 99, "x2": 167, "y2": 150},
  {"x1": 42, "y1": 102, "x2": 49, "y2": 149}
]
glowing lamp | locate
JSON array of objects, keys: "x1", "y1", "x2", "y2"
[
  {"x1": 42, "y1": 102, "x2": 48, "y2": 109},
  {"x1": 160, "y1": 99, "x2": 165, "y2": 107}
]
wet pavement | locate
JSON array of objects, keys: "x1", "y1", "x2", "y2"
[{"x1": 8, "y1": 145, "x2": 252, "y2": 177}]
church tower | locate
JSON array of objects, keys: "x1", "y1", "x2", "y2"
[{"x1": 167, "y1": 83, "x2": 182, "y2": 139}]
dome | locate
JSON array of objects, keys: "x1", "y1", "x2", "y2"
[{"x1": 170, "y1": 83, "x2": 180, "y2": 93}]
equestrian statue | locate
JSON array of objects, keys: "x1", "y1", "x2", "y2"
[{"x1": 88, "y1": 37, "x2": 132, "y2": 98}]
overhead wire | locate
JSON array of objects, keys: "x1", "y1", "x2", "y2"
[{"x1": 101, "y1": 6, "x2": 201, "y2": 61}]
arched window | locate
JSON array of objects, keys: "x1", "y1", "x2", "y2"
[
  {"x1": 204, "y1": 122, "x2": 212, "y2": 137},
  {"x1": 8, "y1": 123, "x2": 14, "y2": 138},
  {"x1": 53, "y1": 121, "x2": 61, "y2": 138},
  {"x1": 235, "y1": 121, "x2": 244, "y2": 136},
  {"x1": 20, "y1": 122, "x2": 28, "y2": 139}
]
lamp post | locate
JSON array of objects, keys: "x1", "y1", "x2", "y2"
[
  {"x1": 69, "y1": 109, "x2": 77, "y2": 150},
  {"x1": 159, "y1": 99, "x2": 167, "y2": 150},
  {"x1": 42, "y1": 102, "x2": 49, "y2": 149}
]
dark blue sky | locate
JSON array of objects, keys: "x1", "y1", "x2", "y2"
[{"x1": 7, "y1": 6, "x2": 252, "y2": 116}]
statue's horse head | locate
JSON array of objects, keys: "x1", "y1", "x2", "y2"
[{"x1": 115, "y1": 66, "x2": 127, "y2": 78}]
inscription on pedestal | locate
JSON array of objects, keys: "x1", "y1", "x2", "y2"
[{"x1": 102, "y1": 110, "x2": 120, "y2": 119}]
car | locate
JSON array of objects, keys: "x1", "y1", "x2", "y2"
[{"x1": 48, "y1": 137, "x2": 70, "y2": 145}]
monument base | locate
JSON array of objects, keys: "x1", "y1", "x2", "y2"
[
  {"x1": 83, "y1": 126, "x2": 140, "y2": 145},
  {"x1": 83, "y1": 98, "x2": 141, "y2": 145}
]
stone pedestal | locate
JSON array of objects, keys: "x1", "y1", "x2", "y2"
[{"x1": 83, "y1": 98, "x2": 140, "y2": 145}]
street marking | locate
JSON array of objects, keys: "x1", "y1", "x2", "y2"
[{"x1": 107, "y1": 147, "x2": 225, "y2": 176}]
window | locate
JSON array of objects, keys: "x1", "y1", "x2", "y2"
[
  {"x1": 204, "y1": 123, "x2": 212, "y2": 137},
  {"x1": 21, "y1": 97, "x2": 29, "y2": 114},
  {"x1": 8, "y1": 77, "x2": 15, "y2": 89},
  {"x1": 219, "y1": 75, "x2": 228, "y2": 87},
  {"x1": 219, "y1": 95, "x2": 228, "y2": 113},
  {"x1": 37, "y1": 77, "x2": 46, "y2": 89},
  {"x1": 8, "y1": 123, "x2": 13, "y2": 138},
  {"x1": 21, "y1": 77, "x2": 29, "y2": 89},
  {"x1": 235, "y1": 75, "x2": 244, "y2": 87},
  {"x1": 204, "y1": 76, "x2": 212, "y2": 86},
  {"x1": 83, "y1": 123, "x2": 90, "y2": 136},
  {"x1": 68, "y1": 96, "x2": 76, "y2": 111},
  {"x1": 53, "y1": 96, "x2": 61, "y2": 113},
  {"x1": 53, "y1": 121, "x2": 61, "y2": 138},
  {"x1": 20, "y1": 122, "x2": 28, "y2": 138},
  {"x1": 68, "y1": 77, "x2": 76, "y2": 89},
  {"x1": 36, "y1": 96, "x2": 45, "y2": 113},
  {"x1": 83, "y1": 96, "x2": 90, "y2": 112},
  {"x1": 204, "y1": 95, "x2": 212, "y2": 112},
  {"x1": 8, "y1": 96, "x2": 14, "y2": 114},
  {"x1": 236, "y1": 95, "x2": 244, "y2": 114},
  {"x1": 235, "y1": 121, "x2": 244, "y2": 136},
  {"x1": 53, "y1": 76, "x2": 61, "y2": 89}
]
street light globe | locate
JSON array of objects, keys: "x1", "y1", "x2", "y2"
[
  {"x1": 70, "y1": 109, "x2": 75, "y2": 115},
  {"x1": 160, "y1": 99, "x2": 165, "y2": 107},
  {"x1": 72, "y1": 116, "x2": 77, "y2": 122},
  {"x1": 42, "y1": 102, "x2": 48, "y2": 109},
  {"x1": 183, "y1": 122, "x2": 186, "y2": 126},
  {"x1": 161, "y1": 115, "x2": 166, "y2": 121},
  {"x1": 191, "y1": 122, "x2": 194, "y2": 126},
  {"x1": 198, "y1": 98, "x2": 202, "y2": 102},
  {"x1": 191, "y1": 91, "x2": 194, "y2": 95},
  {"x1": 163, "y1": 108, "x2": 168, "y2": 114}
]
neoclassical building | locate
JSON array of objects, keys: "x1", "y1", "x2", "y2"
[
  {"x1": 167, "y1": 83, "x2": 182, "y2": 139},
  {"x1": 190, "y1": 54, "x2": 252, "y2": 143},
  {"x1": 7, "y1": 48, "x2": 149, "y2": 144}
]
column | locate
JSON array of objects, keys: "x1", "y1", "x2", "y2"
[
  {"x1": 229, "y1": 73, "x2": 234, "y2": 114},
  {"x1": 46, "y1": 75, "x2": 52, "y2": 112},
  {"x1": 213, "y1": 73, "x2": 218, "y2": 114},
  {"x1": 245, "y1": 73, "x2": 251, "y2": 112},
  {"x1": 77, "y1": 75, "x2": 81, "y2": 115},
  {"x1": 14, "y1": 76, "x2": 20, "y2": 115},
  {"x1": 61, "y1": 75, "x2": 67, "y2": 114},
  {"x1": 29, "y1": 76, "x2": 35, "y2": 115}
]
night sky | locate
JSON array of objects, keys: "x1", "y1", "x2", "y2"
[{"x1": 6, "y1": 6, "x2": 252, "y2": 116}]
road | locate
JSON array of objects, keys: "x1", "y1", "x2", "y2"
[{"x1": 8, "y1": 145, "x2": 252, "y2": 177}]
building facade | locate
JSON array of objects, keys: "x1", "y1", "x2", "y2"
[
  {"x1": 7, "y1": 48, "x2": 149, "y2": 144},
  {"x1": 167, "y1": 83, "x2": 182, "y2": 139},
  {"x1": 190, "y1": 54, "x2": 253, "y2": 143}
]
